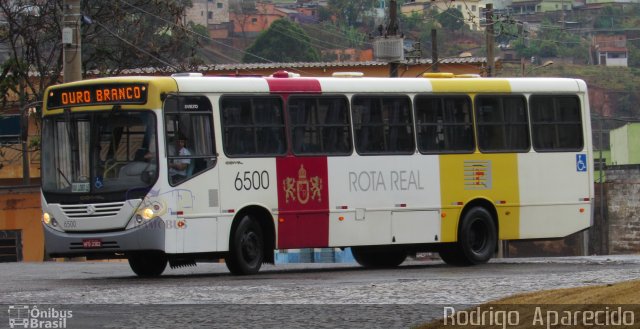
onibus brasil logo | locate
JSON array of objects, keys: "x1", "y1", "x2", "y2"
[{"x1": 8, "y1": 305, "x2": 72, "y2": 328}]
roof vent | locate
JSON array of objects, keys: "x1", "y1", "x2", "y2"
[
  {"x1": 171, "y1": 73, "x2": 203, "y2": 77},
  {"x1": 271, "y1": 70, "x2": 300, "y2": 78},
  {"x1": 455, "y1": 74, "x2": 481, "y2": 78},
  {"x1": 332, "y1": 72, "x2": 364, "y2": 78},
  {"x1": 422, "y1": 73, "x2": 454, "y2": 79}
]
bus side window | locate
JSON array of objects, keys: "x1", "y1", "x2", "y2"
[
  {"x1": 289, "y1": 96, "x2": 351, "y2": 155},
  {"x1": 530, "y1": 95, "x2": 583, "y2": 151},
  {"x1": 475, "y1": 95, "x2": 529, "y2": 153},
  {"x1": 415, "y1": 95, "x2": 474, "y2": 154},
  {"x1": 220, "y1": 96, "x2": 285, "y2": 157},
  {"x1": 353, "y1": 95, "x2": 414, "y2": 155}
]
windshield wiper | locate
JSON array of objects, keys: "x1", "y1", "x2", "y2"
[{"x1": 57, "y1": 168, "x2": 71, "y2": 186}]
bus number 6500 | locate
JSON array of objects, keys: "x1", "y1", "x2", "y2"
[{"x1": 234, "y1": 171, "x2": 269, "y2": 190}]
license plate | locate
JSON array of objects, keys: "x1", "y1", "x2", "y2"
[{"x1": 82, "y1": 239, "x2": 102, "y2": 248}]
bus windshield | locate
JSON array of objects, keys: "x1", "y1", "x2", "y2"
[{"x1": 41, "y1": 110, "x2": 158, "y2": 197}]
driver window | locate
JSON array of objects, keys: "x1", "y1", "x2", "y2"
[{"x1": 163, "y1": 95, "x2": 216, "y2": 185}]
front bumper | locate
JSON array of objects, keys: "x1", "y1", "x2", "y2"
[{"x1": 44, "y1": 218, "x2": 165, "y2": 258}]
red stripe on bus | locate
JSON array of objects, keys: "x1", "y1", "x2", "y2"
[
  {"x1": 266, "y1": 78, "x2": 321, "y2": 94},
  {"x1": 276, "y1": 156, "x2": 329, "y2": 249}
]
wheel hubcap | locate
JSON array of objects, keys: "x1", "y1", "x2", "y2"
[{"x1": 241, "y1": 231, "x2": 260, "y2": 263}]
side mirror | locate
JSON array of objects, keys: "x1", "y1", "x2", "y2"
[{"x1": 141, "y1": 170, "x2": 157, "y2": 185}]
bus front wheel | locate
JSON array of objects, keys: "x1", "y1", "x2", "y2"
[
  {"x1": 226, "y1": 214, "x2": 264, "y2": 275},
  {"x1": 128, "y1": 251, "x2": 167, "y2": 277},
  {"x1": 439, "y1": 207, "x2": 497, "y2": 266},
  {"x1": 352, "y1": 247, "x2": 407, "y2": 268}
]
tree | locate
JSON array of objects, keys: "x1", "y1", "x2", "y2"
[
  {"x1": 0, "y1": 0, "x2": 62, "y2": 110},
  {"x1": 81, "y1": 0, "x2": 203, "y2": 74},
  {"x1": 512, "y1": 18, "x2": 589, "y2": 63},
  {"x1": 242, "y1": 19, "x2": 320, "y2": 63},
  {"x1": 0, "y1": 0, "x2": 202, "y2": 113},
  {"x1": 327, "y1": 0, "x2": 376, "y2": 27},
  {"x1": 229, "y1": 0, "x2": 258, "y2": 44},
  {"x1": 437, "y1": 8, "x2": 465, "y2": 31},
  {"x1": 594, "y1": 6, "x2": 623, "y2": 31}
]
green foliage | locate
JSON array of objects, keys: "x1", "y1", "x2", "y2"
[
  {"x1": 593, "y1": 6, "x2": 623, "y2": 30},
  {"x1": 327, "y1": 0, "x2": 376, "y2": 26},
  {"x1": 400, "y1": 9, "x2": 475, "y2": 58},
  {"x1": 318, "y1": 5, "x2": 332, "y2": 22},
  {"x1": 82, "y1": 0, "x2": 202, "y2": 73},
  {"x1": 437, "y1": 8, "x2": 465, "y2": 31},
  {"x1": 190, "y1": 23, "x2": 210, "y2": 45},
  {"x1": 513, "y1": 19, "x2": 588, "y2": 64},
  {"x1": 243, "y1": 19, "x2": 320, "y2": 63},
  {"x1": 495, "y1": 18, "x2": 519, "y2": 45},
  {"x1": 628, "y1": 42, "x2": 640, "y2": 68},
  {"x1": 0, "y1": 0, "x2": 62, "y2": 110},
  {"x1": 301, "y1": 23, "x2": 365, "y2": 50}
]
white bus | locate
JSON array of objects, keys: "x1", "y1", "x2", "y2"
[{"x1": 40, "y1": 72, "x2": 593, "y2": 276}]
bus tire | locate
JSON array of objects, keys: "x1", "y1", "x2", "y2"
[
  {"x1": 351, "y1": 247, "x2": 407, "y2": 268},
  {"x1": 226, "y1": 214, "x2": 264, "y2": 275},
  {"x1": 438, "y1": 245, "x2": 468, "y2": 266},
  {"x1": 128, "y1": 251, "x2": 167, "y2": 277},
  {"x1": 442, "y1": 207, "x2": 497, "y2": 266}
]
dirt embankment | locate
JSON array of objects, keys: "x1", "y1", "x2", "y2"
[{"x1": 419, "y1": 280, "x2": 640, "y2": 329}]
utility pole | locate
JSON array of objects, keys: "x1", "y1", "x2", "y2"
[
  {"x1": 485, "y1": 3, "x2": 494, "y2": 77},
  {"x1": 63, "y1": 0, "x2": 82, "y2": 82},
  {"x1": 388, "y1": 0, "x2": 399, "y2": 77},
  {"x1": 372, "y1": 0, "x2": 403, "y2": 76}
]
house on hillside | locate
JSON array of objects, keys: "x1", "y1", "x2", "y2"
[
  {"x1": 186, "y1": 0, "x2": 229, "y2": 26},
  {"x1": 511, "y1": 0, "x2": 576, "y2": 13},
  {"x1": 228, "y1": 2, "x2": 319, "y2": 38},
  {"x1": 185, "y1": 0, "x2": 231, "y2": 38},
  {"x1": 592, "y1": 34, "x2": 628, "y2": 67},
  {"x1": 229, "y1": 2, "x2": 286, "y2": 38}
]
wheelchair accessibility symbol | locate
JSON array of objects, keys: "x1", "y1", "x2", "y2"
[{"x1": 576, "y1": 154, "x2": 587, "y2": 172}]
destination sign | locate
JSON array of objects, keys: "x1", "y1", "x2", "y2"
[{"x1": 47, "y1": 83, "x2": 148, "y2": 109}]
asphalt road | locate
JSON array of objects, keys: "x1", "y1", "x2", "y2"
[{"x1": 1, "y1": 255, "x2": 639, "y2": 328}]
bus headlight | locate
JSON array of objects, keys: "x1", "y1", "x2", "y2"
[
  {"x1": 42, "y1": 212, "x2": 62, "y2": 231},
  {"x1": 142, "y1": 207, "x2": 155, "y2": 220},
  {"x1": 128, "y1": 200, "x2": 167, "y2": 230},
  {"x1": 42, "y1": 212, "x2": 51, "y2": 225}
]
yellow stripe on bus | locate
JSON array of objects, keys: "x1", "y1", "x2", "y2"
[
  {"x1": 439, "y1": 153, "x2": 520, "y2": 242},
  {"x1": 428, "y1": 79, "x2": 512, "y2": 93},
  {"x1": 431, "y1": 79, "x2": 518, "y2": 242}
]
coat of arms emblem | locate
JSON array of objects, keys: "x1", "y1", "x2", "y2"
[{"x1": 283, "y1": 165, "x2": 322, "y2": 204}]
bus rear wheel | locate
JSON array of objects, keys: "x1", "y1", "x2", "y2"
[
  {"x1": 128, "y1": 251, "x2": 167, "y2": 277},
  {"x1": 439, "y1": 207, "x2": 497, "y2": 266},
  {"x1": 226, "y1": 214, "x2": 264, "y2": 275},
  {"x1": 351, "y1": 247, "x2": 407, "y2": 268}
]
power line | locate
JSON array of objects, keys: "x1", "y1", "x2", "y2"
[
  {"x1": 117, "y1": 0, "x2": 270, "y2": 64},
  {"x1": 92, "y1": 20, "x2": 179, "y2": 70},
  {"x1": 116, "y1": 0, "x2": 327, "y2": 75}
]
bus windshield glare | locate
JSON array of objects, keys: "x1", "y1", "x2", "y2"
[{"x1": 41, "y1": 110, "x2": 158, "y2": 196}]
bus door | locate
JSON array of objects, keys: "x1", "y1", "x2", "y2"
[{"x1": 163, "y1": 95, "x2": 220, "y2": 253}]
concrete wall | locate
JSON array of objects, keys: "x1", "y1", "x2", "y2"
[
  {"x1": 604, "y1": 165, "x2": 640, "y2": 254},
  {"x1": 610, "y1": 124, "x2": 629, "y2": 165},
  {"x1": 610, "y1": 123, "x2": 640, "y2": 165},
  {"x1": 0, "y1": 188, "x2": 43, "y2": 261}
]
